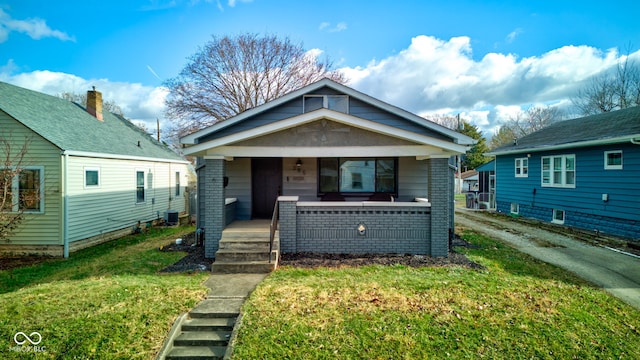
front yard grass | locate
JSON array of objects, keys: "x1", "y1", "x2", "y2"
[
  {"x1": 0, "y1": 227, "x2": 208, "y2": 359},
  {"x1": 233, "y1": 230, "x2": 640, "y2": 359}
]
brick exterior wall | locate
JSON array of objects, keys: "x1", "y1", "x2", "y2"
[
  {"x1": 428, "y1": 158, "x2": 450, "y2": 256},
  {"x1": 203, "y1": 158, "x2": 225, "y2": 258}
]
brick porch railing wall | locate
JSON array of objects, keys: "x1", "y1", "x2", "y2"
[{"x1": 278, "y1": 196, "x2": 432, "y2": 255}]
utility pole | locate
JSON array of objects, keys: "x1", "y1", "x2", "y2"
[{"x1": 157, "y1": 118, "x2": 160, "y2": 141}]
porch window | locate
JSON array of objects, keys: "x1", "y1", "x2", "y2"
[
  {"x1": 1, "y1": 166, "x2": 43, "y2": 212},
  {"x1": 303, "y1": 95, "x2": 349, "y2": 114},
  {"x1": 318, "y1": 158, "x2": 396, "y2": 195}
]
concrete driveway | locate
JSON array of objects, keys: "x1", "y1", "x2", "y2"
[{"x1": 456, "y1": 210, "x2": 640, "y2": 310}]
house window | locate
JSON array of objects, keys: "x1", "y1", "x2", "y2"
[
  {"x1": 136, "y1": 171, "x2": 145, "y2": 203},
  {"x1": 303, "y1": 95, "x2": 349, "y2": 114},
  {"x1": 0, "y1": 166, "x2": 44, "y2": 212},
  {"x1": 175, "y1": 172, "x2": 181, "y2": 196},
  {"x1": 84, "y1": 167, "x2": 100, "y2": 188},
  {"x1": 604, "y1": 151, "x2": 623, "y2": 170},
  {"x1": 510, "y1": 203, "x2": 519, "y2": 214},
  {"x1": 515, "y1": 158, "x2": 528, "y2": 177},
  {"x1": 552, "y1": 209, "x2": 565, "y2": 224},
  {"x1": 541, "y1": 155, "x2": 575, "y2": 188},
  {"x1": 318, "y1": 158, "x2": 396, "y2": 195}
]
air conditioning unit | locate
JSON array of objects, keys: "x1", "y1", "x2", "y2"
[{"x1": 164, "y1": 210, "x2": 179, "y2": 225}]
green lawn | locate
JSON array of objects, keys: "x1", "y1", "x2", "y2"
[
  {"x1": 0, "y1": 227, "x2": 208, "y2": 359},
  {"x1": 233, "y1": 230, "x2": 640, "y2": 359}
]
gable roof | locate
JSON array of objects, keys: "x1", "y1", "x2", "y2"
[
  {"x1": 0, "y1": 81, "x2": 185, "y2": 162},
  {"x1": 181, "y1": 78, "x2": 475, "y2": 146},
  {"x1": 489, "y1": 106, "x2": 640, "y2": 156}
]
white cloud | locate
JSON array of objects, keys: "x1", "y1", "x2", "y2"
[
  {"x1": 0, "y1": 9, "x2": 75, "y2": 43},
  {"x1": 227, "y1": 0, "x2": 253, "y2": 7},
  {"x1": 506, "y1": 28, "x2": 522, "y2": 43},
  {"x1": 344, "y1": 35, "x2": 631, "y2": 135},
  {"x1": 0, "y1": 70, "x2": 169, "y2": 132},
  {"x1": 319, "y1": 21, "x2": 347, "y2": 33}
]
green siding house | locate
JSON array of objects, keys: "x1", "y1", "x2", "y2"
[{"x1": 0, "y1": 82, "x2": 190, "y2": 257}]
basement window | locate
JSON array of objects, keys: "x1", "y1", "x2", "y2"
[
  {"x1": 510, "y1": 203, "x2": 519, "y2": 215},
  {"x1": 552, "y1": 209, "x2": 565, "y2": 225}
]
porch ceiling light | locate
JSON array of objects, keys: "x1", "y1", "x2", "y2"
[{"x1": 296, "y1": 158, "x2": 303, "y2": 172}]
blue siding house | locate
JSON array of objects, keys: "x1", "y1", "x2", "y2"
[{"x1": 488, "y1": 107, "x2": 640, "y2": 241}]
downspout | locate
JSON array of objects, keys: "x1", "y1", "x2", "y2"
[{"x1": 63, "y1": 152, "x2": 69, "y2": 258}]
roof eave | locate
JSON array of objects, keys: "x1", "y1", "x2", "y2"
[{"x1": 487, "y1": 134, "x2": 640, "y2": 156}]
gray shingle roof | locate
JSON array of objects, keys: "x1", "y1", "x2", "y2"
[
  {"x1": 0, "y1": 81, "x2": 184, "y2": 162},
  {"x1": 491, "y1": 106, "x2": 640, "y2": 154}
]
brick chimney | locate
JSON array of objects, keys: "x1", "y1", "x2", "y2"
[{"x1": 86, "y1": 86, "x2": 103, "y2": 121}]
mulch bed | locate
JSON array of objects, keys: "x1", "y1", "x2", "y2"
[{"x1": 159, "y1": 231, "x2": 213, "y2": 273}]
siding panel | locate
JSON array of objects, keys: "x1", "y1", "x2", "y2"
[{"x1": 1, "y1": 113, "x2": 62, "y2": 245}]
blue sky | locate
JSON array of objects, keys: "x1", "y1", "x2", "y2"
[{"x1": 2, "y1": 0, "x2": 640, "y2": 136}]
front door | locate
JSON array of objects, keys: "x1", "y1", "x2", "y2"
[{"x1": 252, "y1": 158, "x2": 282, "y2": 218}]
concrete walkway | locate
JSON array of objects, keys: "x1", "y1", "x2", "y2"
[
  {"x1": 456, "y1": 210, "x2": 640, "y2": 310},
  {"x1": 159, "y1": 273, "x2": 268, "y2": 359}
]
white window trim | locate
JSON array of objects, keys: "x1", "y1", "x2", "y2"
[
  {"x1": 84, "y1": 167, "x2": 101, "y2": 189},
  {"x1": 515, "y1": 158, "x2": 528, "y2": 178},
  {"x1": 541, "y1": 154, "x2": 576, "y2": 188},
  {"x1": 510, "y1": 203, "x2": 519, "y2": 215},
  {"x1": 135, "y1": 169, "x2": 146, "y2": 204},
  {"x1": 552, "y1": 209, "x2": 565, "y2": 225},
  {"x1": 604, "y1": 150, "x2": 623, "y2": 170},
  {"x1": 2, "y1": 166, "x2": 45, "y2": 214},
  {"x1": 175, "y1": 171, "x2": 181, "y2": 197}
]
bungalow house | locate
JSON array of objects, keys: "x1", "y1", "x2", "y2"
[
  {"x1": 0, "y1": 82, "x2": 191, "y2": 257},
  {"x1": 181, "y1": 78, "x2": 474, "y2": 261},
  {"x1": 487, "y1": 107, "x2": 640, "y2": 240}
]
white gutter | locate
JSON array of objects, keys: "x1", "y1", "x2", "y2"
[
  {"x1": 631, "y1": 137, "x2": 640, "y2": 145},
  {"x1": 62, "y1": 150, "x2": 190, "y2": 164},
  {"x1": 487, "y1": 134, "x2": 640, "y2": 156},
  {"x1": 63, "y1": 152, "x2": 69, "y2": 258}
]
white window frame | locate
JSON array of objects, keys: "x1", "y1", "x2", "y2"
[
  {"x1": 303, "y1": 95, "x2": 349, "y2": 114},
  {"x1": 604, "y1": 150, "x2": 623, "y2": 170},
  {"x1": 541, "y1": 155, "x2": 576, "y2": 188},
  {"x1": 1, "y1": 166, "x2": 45, "y2": 213},
  {"x1": 515, "y1": 158, "x2": 528, "y2": 178},
  {"x1": 552, "y1": 209, "x2": 565, "y2": 225},
  {"x1": 510, "y1": 203, "x2": 519, "y2": 215},
  {"x1": 175, "y1": 172, "x2": 181, "y2": 197},
  {"x1": 84, "y1": 167, "x2": 101, "y2": 188},
  {"x1": 135, "y1": 170, "x2": 146, "y2": 204}
]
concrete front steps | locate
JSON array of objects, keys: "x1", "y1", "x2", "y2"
[
  {"x1": 164, "y1": 300, "x2": 241, "y2": 360},
  {"x1": 163, "y1": 315, "x2": 236, "y2": 359},
  {"x1": 211, "y1": 228, "x2": 279, "y2": 273}
]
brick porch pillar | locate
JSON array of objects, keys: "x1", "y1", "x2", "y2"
[
  {"x1": 427, "y1": 158, "x2": 450, "y2": 257},
  {"x1": 204, "y1": 158, "x2": 225, "y2": 258},
  {"x1": 278, "y1": 196, "x2": 298, "y2": 253}
]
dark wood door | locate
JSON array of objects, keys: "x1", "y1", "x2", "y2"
[{"x1": 252, "y1": 158, "x2": 282, "y2": 218}]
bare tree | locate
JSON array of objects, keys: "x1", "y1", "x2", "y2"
[
  {"x1": 489, "y1": 125, "x2": 517, "y2": 150},
  {"x1": 572, "y1": 53, "x2": 640, "y2": 115},
  {"x1": 489, "y1": 105, "x2": 564, "y2": 150},
  {"x1": 165, "y1": 33, "x2": 347, "y2": 138},
  {"x1": 427, "y1": 114, "x2": 462, "y2": 130},
  {"x1": 58, "y1": 92, "x2": 125, "y2": 117},
  {"x1": 1, "y1": 134, "x2": 36, "y2": 242}
]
